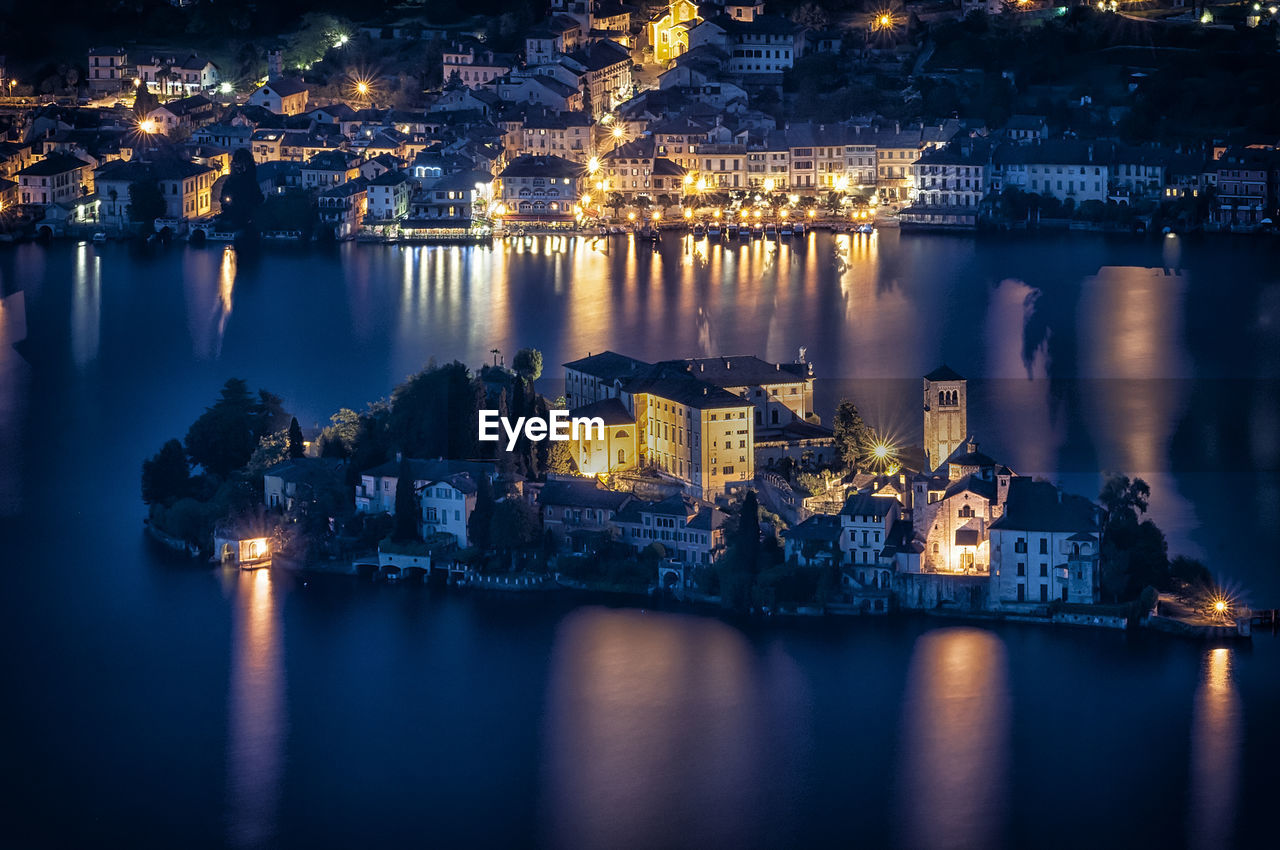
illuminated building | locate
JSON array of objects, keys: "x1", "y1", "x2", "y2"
[
  {"x1": 566, "y1": 40, "x2": 633, "y2": 119},
  {"x1": 498, "y1": 154, "x2": 582, "y2": 225},
  {"x1": 245, "y1": 79, "x2": 309, "y2": 116},
  {"x1": 647, "y1": 0, "x2": 702, "y2": 66},
  {"x1": 135, "y1": 54, "x2": 219, "y2": 97},
  {"x1": 601, "y1": 137, "x2": 686, "y2": 199},
  {"x1": 441, "y1": 42, "x2": 516, "y2": 89},
  {"x1": 86, "y1": 46, "x2": 128, "y2": 96},
  {"x1": 564, "y1": 352, "x2": 759, "y2": 499},
  {"x1": 988, "y1": 478, "x2": 1101, "y2": 605},
  {"x1": 16, "y1": 153, "x2": 96, "y2": 206},
  {"x1": 94, "y1": 158, "x2": 217, "y2": 225},
  {"x1": 318, "y1": 179, "x2": 369, "y2": 240},
  {"x1": 910, "y1": 440, "x2": 1014, "y2": 575},
  {"x1": 922, "y1": 365, "x2": 967, "y2": 472},
  {"x1": 565, "y1": 398, "x2": 637, "y2": 476}
]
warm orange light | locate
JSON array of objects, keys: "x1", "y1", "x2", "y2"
[
  {"x1": 683, "y1": 208, "x2": 692, "y2": 219},
  {"x1": 356, "y1": 81, "x2": 369, "y2": 95}
]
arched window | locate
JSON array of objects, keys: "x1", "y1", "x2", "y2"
[{"x1": 618, "y1": 449, "x2": 626, "y2": 465}]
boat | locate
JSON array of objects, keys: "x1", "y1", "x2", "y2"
[
  {"x1": 692, "y1": 223, "x2": 706, "y2": 239},
  {"x1": 725, "y1": 223, "x2": 739, "y2": 238},
  {"x1": 858, "y1": 222, "x2": 875, "y2": 234},
  {"x1": 707, "y1": 222, "x2": 722, "y2": 237},
  {"x1": 91, "y1": 232, "x2": 108, "y2": 245},
  {"x1": 780, "y1": 222, "x2": 794, "y2": 236},
  {"x1": 764, "y1": 222, "x2": 778, "y2": 238},
  {"x1": 751, "y1": 222, "x2": 764, "y2": 238}
]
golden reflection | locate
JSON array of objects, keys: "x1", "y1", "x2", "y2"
[
  {"x1": 543, "y1": 607, "x2": 762, "y2": 850},
  {"x1": 183, "y1": 247, "x2": 235, "y2": 359},
  {"x1": 72, "y1": 243, "x2": 100, "y2": 368},
  {"x1": 1079, "y1": 267, "x2": 1197, "y2": 550},
  {"x1": 226, "y1": 567, "x2": 285, "y2": 848},
  {"x1": 1188, "y1": 647, "x2": 1241, "y2": 850},
  {"x1": 897, "y1": 628, "x2": 1009, "y2": 850}
]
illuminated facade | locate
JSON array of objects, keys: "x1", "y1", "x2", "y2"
[
  {"x1": 563, "y1": 352, "x2": 760, "y2": 499},
  {"x1": 566, "y1": 398, "x2": 637, "y2": 476},
  {"x1": 648, "y1": 0, "x2": 701, "y2": 66},
  {"x1": 923, "y1": 365, "x2": 967, "y2": 472}
]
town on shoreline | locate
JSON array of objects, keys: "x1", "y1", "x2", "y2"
[
  {"x1": 139, "y1": 346, "x2": 1259, "y2": 642},
  {"x1": 4, "y1": 2, "x2": 1280, "y2": 247}
]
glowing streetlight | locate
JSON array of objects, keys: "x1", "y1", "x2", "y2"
[
  {"x1": 779, "y1": 208, "x2": 788, "y2": 218},
  {"x1": 587, "y1": 156, "x2": 600, "y2": 174},
  {"x1": 683, "y1": 208, "x2": 693, "y2": 219},
  {"x1": 627, "y1": 211, "x2": 636, "y2": 221},
  {"x1": 219, "y1": 82, "x2": 233, "y2": 95},
  {"x1": 713, "y1": 209, "x2": 721, "y2": 219},
  {"x1": 763, "y1": 177, "x2": 775, "y2": 194},
  {"x1": 807, "y1": 208, "x2": 816, "y2": 218},
  {"x1": 611, "y1": 125, "x2": 624, "y2": 139},
  {"x1": 652, "y1": 210, "x2": 661, "y2": 221},
  {"x1": 581, "y1": 193, "x2": 592, "y2": 207},
  {"x1": 138, "y1": 119, "x2": 157, "y2": 134},
  {"x1": 356, "y1": 81, "x2": 370, "y2": 96}
]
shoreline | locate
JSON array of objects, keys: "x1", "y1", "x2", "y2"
[
  {"x1": 253, "y1": 555, "x2": 1256, "y2": 643},
  {"x1": 4, "y1": 221, "x2": 1277, "y2": 248}
]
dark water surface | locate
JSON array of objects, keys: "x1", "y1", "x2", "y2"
[{"x1": 1, "y1": 232, "x2": 1278, "y2": 848}]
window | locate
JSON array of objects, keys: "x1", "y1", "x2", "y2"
[
  {"x1": 1039, "y1": 538, "x2": 1048, "y2": 555},
  {"x1": 1039, "y1": 563, "x2": 1047, "y2": 577},
  {"x1": 1016, "y1": 562, "x2": 1025, "y2": 577},
  {"x1": 1015, "y1": 537, "x2": 1027, "y2": 554}
]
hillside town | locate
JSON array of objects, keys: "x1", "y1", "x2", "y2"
[{"x1": 2, "y1": 0, "x2": 1280, "y2": 241}]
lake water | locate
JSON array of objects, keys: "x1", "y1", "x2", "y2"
[{"x1": 1, "y1": 231, "x2": 1278, "y2": 848}]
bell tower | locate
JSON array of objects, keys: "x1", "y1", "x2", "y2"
[{"x1": 923, "y1": 365, "x2": 967, "y2": 471}]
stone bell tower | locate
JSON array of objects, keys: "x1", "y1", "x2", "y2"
[{"x1": 923, "y1": 365, "x2": 967, "y2": 472}]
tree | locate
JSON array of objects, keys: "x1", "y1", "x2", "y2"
[
  {"x1": 490, "y1": 498, "x2": 538, "y2": 554},
  {"x1": 391, "y1": 457, "x2": 421, "y2": 543},
  {"x1": 247, "y1": 429, "x2": 290, "y2": 475},
  {"x1": 141, "y1": 439, "x2": 191, "y2": 506},
  {"x1": 832, "y1": 400, "x2": 872, "y2": 469},
  {"x1": 512, "y1": 348, "x2": 543, "y2": 383},
  {"x1": 469, "y1": 474, "x2": 495, "y2": 551},
  {"x1": 318, "y1": 408, "x2": 360, "y2": 458},
  {"x1": 287, "y1": 416, "x2": 306, "y2": 459},
  {"x1": 185, "y1": 379, "x2": 259, "y2": 476},
  {"x1": 220, "y1": 148, "x2": 264, "y2": 230},
  {"x1": 546, "y1": 439, "x2": 576, "y2": 476},
  {"x1": 128, "y1": 180, "x2": 166, "y2": 226}
]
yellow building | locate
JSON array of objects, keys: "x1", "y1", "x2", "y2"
[
  {"x1": 567, "y1": 398, "x2": 637, "y2": 476},
  {"x1": 564, "y1": 353, "x2": 756, "y2": 499},
  {"x1": 648, "y1": 0, "x2": 701, "y2": 66}
]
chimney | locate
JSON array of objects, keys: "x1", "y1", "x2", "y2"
[
  {"x1": 966, "y1": 439, "x2": 978, "y2": 454},
  {"x1": 775, "y1": 362, "x2": 780, "y2": 370},
  {"x1": 895, "y1": 121, "x2": 900, "y2": 134}
]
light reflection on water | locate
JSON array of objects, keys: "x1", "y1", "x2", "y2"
[
  {"x1": 1188, "y1": 647, "x2": 1242, "y2": 850},
  {"x1": 543, "y1": 607, "x2": 764, "y2": 850},
  {"x1": 1077, "y1": 267, "x2": 1198, "y2": 551},
  {"x1": 897, "y1": 627, "x2": 1010, "y2": 850},
  {"x1": 224, "y1": 568, "x2": 285, "y2": 848},
  {"x1": 71, "y1": 243, "x2": 100, "y2": 369}
]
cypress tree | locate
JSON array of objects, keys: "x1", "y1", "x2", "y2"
[
  {"x1": 391, "y1": 457, "x2": 421, "y2": 543},
  {"x1": 287, "y1": 416, "x2": 306, "y2": 459}
]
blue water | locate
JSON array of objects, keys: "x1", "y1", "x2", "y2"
[{"x1": 1, "y1": 231, "x2": 1278, "y2": 848}]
